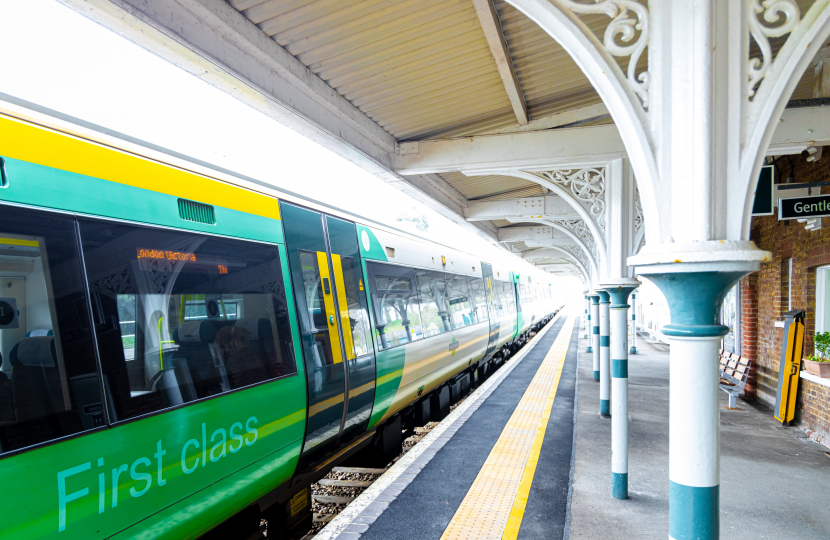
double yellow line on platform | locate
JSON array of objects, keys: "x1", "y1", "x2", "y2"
[{"x1": 441, "y1": 315, "x2": 575, "y2": 540}]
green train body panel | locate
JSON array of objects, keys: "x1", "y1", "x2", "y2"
[
  {"x1": 0, "y1": 157, "x2": 283, "y2": 245},
  {"x1": 356, "y1": 224, "x2": 388, "y2": 262},
  {"x1": 112, "y1": 441, "x2": 301, "y2": 540},
  {"x1": 367, "y1": 346, "x2": 407, "y2": 429},
  {"x1": 0, "y1": 375, "x2": 305, "y2": 539}
]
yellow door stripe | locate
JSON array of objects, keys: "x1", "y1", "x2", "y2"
[
  {"x1": 317, "y1": 251, "x2": 344, "y2": 365},
  {"x1": 330, "y1": 253, "x2": 355, "y2": 361},
  {"x1": 0, "y1": 237, "x2": 38, "y2": 247},
  {"x1": 0, "y1": 114, "x2": 281, "y2": 219},
  {"x1": 440, "y1": 315, "x2": 575, "y2": 540}
]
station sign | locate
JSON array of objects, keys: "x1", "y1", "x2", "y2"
[{"x1": 778, "y1": 194, "x2": 830, "y2": 220}]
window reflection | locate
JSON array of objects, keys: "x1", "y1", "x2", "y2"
[
  {"x1": 415, "y1": 271, "x2": 451, "y2": 336},
  {"x1": 0, "y1": 207, "x2": 101, "y2": 455},
  {"x1": 367, "y1": 261, "x2": 491, "y2": 350},
  {"x1": 367, "y1": 263, "x2": 422, "y2": 349},
  {"x1": 80, "y1": 220, "x2": 296, "y2": 421}
]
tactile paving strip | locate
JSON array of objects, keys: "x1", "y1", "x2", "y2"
[{"x1": 440, "y1": 315, "x2": 575, "y2": 540}]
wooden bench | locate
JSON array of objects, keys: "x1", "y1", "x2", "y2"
[{"x1": 719, "y1": 350, "x2": 752, "y2": 409}]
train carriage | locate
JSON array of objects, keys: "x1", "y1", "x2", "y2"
[{"x1": 0, "y1": 105, "x2": 561, "y2": 539}]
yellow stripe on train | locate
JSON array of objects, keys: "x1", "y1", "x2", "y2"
[{"x1": 0, "y1": 114, "x2": 281, "y2": 219}]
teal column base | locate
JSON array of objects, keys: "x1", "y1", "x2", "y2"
[
  {"x1": 669, "y1": 482, "x2": 719, "y2": 540},
  {"x1": 612, "y1": 472, "x2": 628, "y2": 500},
  {"x1": 593, "y1": 370, "x2": 599, "y2": 381},
  {"x1": 630, "y1": 347, "x2": 638, "y2": 354},
  {"x1": 586, "y1": 346, "x2": 593, "y2": 353},
  {"x1": 600, "y1": 399, "x2": 610, "y2": 416},
  {"x1": 584, "y1": 334, "x2": 588, "y2": 339}
]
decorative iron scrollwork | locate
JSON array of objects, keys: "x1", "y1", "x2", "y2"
[
  {"x1": 634, "y1": 188, "x2": 643, "y2": 234},
  {"x1": 537, "y1": 168, "x2": 606, "y2": 236},
  {"x1": 556, "y1": 0, "x2": 650, "y2": 108},
  {"x1": 747, "y1": 0, "x2": 800, "y2": 99},
  {"x1": 550, "y1": 218, "x2": 599, "y2": 266}
]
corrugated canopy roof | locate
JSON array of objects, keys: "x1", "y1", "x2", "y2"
[{"x1": 224, "y1": 0, "x2": 824, "y2": 278}]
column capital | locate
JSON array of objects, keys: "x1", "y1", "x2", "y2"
[
  {"x1": 588, "y1": 292, "x2": 600, "y2": 304},
  {"x1": 629, "y1": 241, "x2": 770, "y2": 337},
  {"x1": 599, "y1": 279, "x2": 641, "y2": 308},
  {"x1": 627, "y1": 240, "x2": 770, "y2": 273},
  {"x1": 594, "y1": 289, "x2": 610, "y2": 303}
]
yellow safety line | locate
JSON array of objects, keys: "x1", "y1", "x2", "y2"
[
  {"x1": 503, "y1": 319, "x2": 571, "y2": 539},
  {"x1": 440, "y1": 315, "x2": 574, "y2": 540}
]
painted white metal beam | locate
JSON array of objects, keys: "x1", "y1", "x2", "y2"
[
  {"x1": 465, "y1": 196, "x2": 579, "y2": 221},
  {"x1": 498, "y1": 225, "x2": 573, "y2": 243},
  {"x1": 393, "y1": 124, "x2": 624, "y2": 175},
  {"x1": 483, "y1": 103, "x2": 609, "y2": 135},
  {"x1": 523, "y1": 248, "x2": 574, "y2": 261},
  {"x1": 525, "y1": 238, "x2": 577, "y2": 247},
  {"x1": 472, "y1": 0, "x2": 528, "y2": 125},
  {"x1": 532, "y1": 251, "x2": 589, "y2": 284},
  {"x1": 392, "y1": 106, "x2": 830, "y2": 175}
]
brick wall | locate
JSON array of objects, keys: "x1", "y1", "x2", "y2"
[
  {"x1": 802, "y1": 380, "x2": 830, "y2": 447},
  {"x1": 748, "y1": 152, "x2": 830, "y2": 443},
  {"x1": 740, "y1": 273, "x2": 758, "y2": 399}
]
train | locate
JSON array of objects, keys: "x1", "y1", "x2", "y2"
[{"x1": 0, "y1": 102, "x2": 563, "y2": 539}]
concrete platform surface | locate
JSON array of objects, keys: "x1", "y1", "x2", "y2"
[
  {"x1": 568, "y1": 336, "x2": 830, "y2": 540},
  {"x1": 315, "y1": 318, "x2": 830, "y2": 540}
]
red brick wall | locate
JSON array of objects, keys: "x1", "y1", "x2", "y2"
[
  {"x1": 740, "y1": 273, "x2": 758, "y2": 399},
  {"x1": 748, "y1": 152, "x2": 830, "y2": 443},
  {"x1": 802, "y1": 380, "x2": 830, "y2": 447}
]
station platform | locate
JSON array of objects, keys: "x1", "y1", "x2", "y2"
[
  {"x1": 316, "y1": 313, "x2": 579, "y2": 540},
  {"x1": 315, "y1": 313, "x2": 830, "y2": 540}
]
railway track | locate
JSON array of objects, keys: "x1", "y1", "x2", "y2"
[{"x1": 300, "y1": 419, "x2": 446, "y2": 538}]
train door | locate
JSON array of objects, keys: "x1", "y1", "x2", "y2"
[
  {"x1": 481, "y1": 262, "x2": 500, "y2": 356},
  {"x1": 280, "y1": 203, "x2": 376, "y2": 463}
]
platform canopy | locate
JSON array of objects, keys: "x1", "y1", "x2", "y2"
[{"x1": 59, "y1": 0, "x2": 830, "y2": 283}]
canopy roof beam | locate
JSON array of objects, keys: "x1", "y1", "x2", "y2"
[
  {"x1": 472, "y1": 0, "x2": 528, "y2": 125},
  {"x1": 465, "y1": 196, "x2": 579, "y2": 221},
  {"x1": 392, "y1": 106, "x2": 830, "y2": 175}
]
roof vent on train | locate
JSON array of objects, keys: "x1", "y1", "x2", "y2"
[{"x1": 177, "y1": 198, "x2": 216, "y2": 225}]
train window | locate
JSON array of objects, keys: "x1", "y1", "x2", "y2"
[
  {"x1": 492, "y1": 280, "x2": 506, "y2": 316},
  {"x1": 499, "y1": 280, "x2": 517, "y2": 314},
  {"x1": 415, "y1": 270, "x2": 452, "y2": 336},
  {"x1": 467, "y1": 277, "x2": 488, "y2": 324},
  {"x1": 79, "y1": 220, "x2": 296, "y2": 422},
  {"x1": 365, "y1": 262, "x2": 422, "y2": 349},
  {"x1": 446, "y1": 274, "x2": 474, "y2": 328},
  {"x1": 0, "y1": 206, "x2": 102, "y2": 455}
]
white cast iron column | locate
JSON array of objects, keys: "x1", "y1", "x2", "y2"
[
  {"x1": 584, "y1": 291, "x2": 589, "y2": 339},
  {"x1": 632, "y1": 256, "x2": 762, "y2": 540},
  {"x1": 602, "y1": 284, "x2": 638, "y2": 499},
  {"x1": 630, "y1": 291, "x2": 638, "y2": 354},
  {"x1": 588, "y1": 293, "x2": 599, "y2": 375},
  {"x1": 596, "y1": 289, "x2": 610, "y2": 416}
]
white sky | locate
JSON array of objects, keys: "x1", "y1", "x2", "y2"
[{"x1": 0, "y1": 0, "x2": 582, "y2": 298}]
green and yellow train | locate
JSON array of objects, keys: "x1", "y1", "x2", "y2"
[{"x1": 0, "y1": 104, "x2": 562, "y2": 539}]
